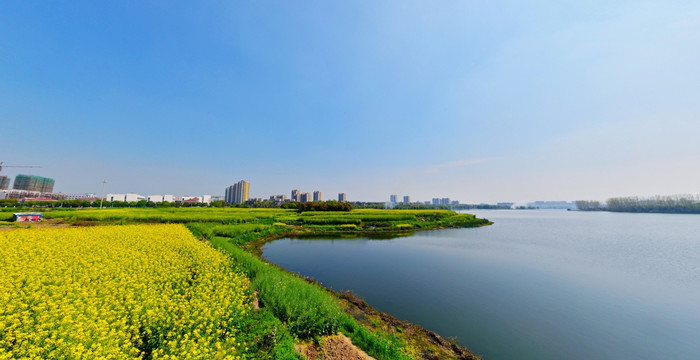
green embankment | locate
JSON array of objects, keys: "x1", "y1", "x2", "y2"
[
  {"x1": 207, "y1": 235, "x2": 412, "y2": 360},
  {"x1": 30, "y1": 207, "x2": 490, "y2": 359}
]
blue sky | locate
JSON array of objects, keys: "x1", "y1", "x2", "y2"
[{"x1": 2, "y1": 1, "x2": 699, "y2": 203}]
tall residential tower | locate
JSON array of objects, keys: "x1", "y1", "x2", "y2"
[{"x1": 224, "y1": 180, "x2": 249, "y2": 204}]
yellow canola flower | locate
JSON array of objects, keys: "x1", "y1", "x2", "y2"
[{"x1": 0, "y1": 224, "x2": 251, "y2": 359}]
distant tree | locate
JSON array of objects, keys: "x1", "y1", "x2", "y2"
[
  {"x1": 281, "y1": 202, "x2": 302, "y2": 210},
  {"x1": 604, "y1": 194, "x2": 700, "y2": 213},
  {"x1": 351, "y1": 202, "x2": 386, "y2": 209},
  {"x1": 0, "y1": 199, "x2": 19, "y2": 207},
  {"x1": 157, "y1": 201, "x2": 173, "y2": 208},
  {"x1": 396, "y1": 203, "x2": 453, "y2": 210},
  {"x1": 575, "y1": 200, "x2": 603, "y2": 211},
  {"x1": 210, "y1": 200, "x2": 226, "y2": 208},
  {"x1": 300, "y1": 201, "x2": 352, "y2": 212}
]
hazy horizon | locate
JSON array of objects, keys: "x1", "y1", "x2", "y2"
[{"x1": 2, "y1": 1, "x2": 699, "y2": 203}]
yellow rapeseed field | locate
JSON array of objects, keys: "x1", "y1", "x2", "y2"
[{"x1": 0, "y1": 224, "x2": 251, "y2": 360}]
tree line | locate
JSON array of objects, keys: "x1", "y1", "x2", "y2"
[
  {"x1": 281, "y1": 201, "x2": 352, "y2": 212},
  {"x1": 576, "y1": 195, "x2": 700, "y2": 213}
]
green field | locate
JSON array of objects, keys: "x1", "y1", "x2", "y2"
[
  {"x1": 2, "y1": 207, "x2": 489, "y2": 359},
  {"x1": 40, "y1": 207, "x2": 488, "y2": 230}
]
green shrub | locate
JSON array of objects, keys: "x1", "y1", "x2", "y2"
[
  {"x1": 0, "y1": 213, "x2": 14, "y2": 221},
  {"x1": 237, "y1": 309, "x2": 300, "y2": 359}
]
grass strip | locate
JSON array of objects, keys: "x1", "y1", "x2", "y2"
[{"x1": 207, "y1": 234, "x2": 414, "y2": 360}]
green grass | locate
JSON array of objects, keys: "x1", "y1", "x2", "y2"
[
  {"x1": 301, "y1": 216, "x2": 362, "y2": 225},
  {"x1": 208, "y1": 235, "x2": 342, "y2": 337},
  {"x1": 238, "y1": 308, "x2": 300, "y2": 359},
  {"x1": 339, "y1": 316, "x2": 412, "y2": 360}
]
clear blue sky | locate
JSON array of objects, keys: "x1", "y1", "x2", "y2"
[{"x1": 2, "y1": 1, "x2": 699, "y2": 203}]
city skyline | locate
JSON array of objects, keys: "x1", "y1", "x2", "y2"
[
  {"x1": 5, "y1": 169, "x2": 699, "y2": 205},
  {"x1": 2, "y1": 1, "x2": 699, "y2": 203}
]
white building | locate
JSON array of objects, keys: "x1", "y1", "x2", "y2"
[
  {"x1": 66, "y1": 193, "x2": 98, "y2": 200},
  {"x1": 105, "y1": 193, "x2": 145, "y2": 202},
  {"x1": 147, "y1": 194, "x2": 175, "y2": 203},
  {"x1": 181, "y1": 195, "x2": 212, "y2": 204}
]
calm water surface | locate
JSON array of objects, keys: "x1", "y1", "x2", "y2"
[{"x1": 262, "y1": 210, "x2": 700, "y2": 359}]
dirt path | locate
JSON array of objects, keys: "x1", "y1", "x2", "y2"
[{"x1": 296, "y1": 333, "x2": 374, "y2": 360}]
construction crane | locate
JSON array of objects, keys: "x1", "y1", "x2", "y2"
[{"x1": 0, "y1": 162, "x2": 42, "y2": 174}]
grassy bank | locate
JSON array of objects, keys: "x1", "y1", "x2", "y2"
[{"x1": 3, "y1": 208, "x2": 489, "y2": 359}]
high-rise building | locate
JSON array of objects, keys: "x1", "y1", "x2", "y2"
[
  {"x1": 338, "y1": 193, "x2": 347, "y2": 202},
  {"x1": 390, "y1": 194, "x2": 398, "y2": 203},
  {"x1": 225, "y1": 180, "x2": 250, "y2": 204},
  {"x1": 291, "y1": 189, "x2": 300, "y2": 202},
  {"x1": 440, "y1": 198, "x2": 450, "y2": 205},
  {"x1": 403, "y1": 195, "x2": 410, "y2": 203},
  {"x1": 313, "y1": 191, "x2": 322, "y2": 202},
  {"x1": 12, "y1": 174, "x2": 55, "y2": 193},
  {"x1": 432, "y1": 198, "x2": 440, "y2": 205},
  {"x1": 0, "y1": 176, "x2": 9, "y2": 190},
  {"x1": 300, "y1": 192, "x2": 311, "y2": 203}
]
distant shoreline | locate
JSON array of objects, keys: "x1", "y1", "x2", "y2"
[{"x1": 575, "y1": 209, "x2": 700, "y2": 215}]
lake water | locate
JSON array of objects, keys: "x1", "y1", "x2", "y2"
[{"x1": 261, "y1": 210, "x2": 700, "y2": 359}]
